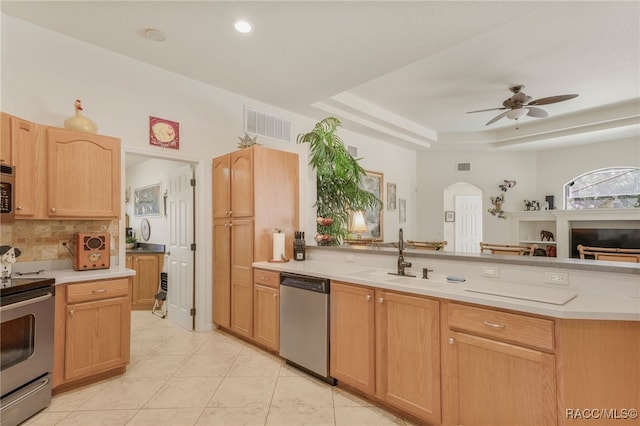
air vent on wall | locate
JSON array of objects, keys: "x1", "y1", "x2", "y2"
[
  {"x1": 244, "y1": 106, "x2": 291, "y2": 143},
  {"x1": 457, "y1": 162, "x2": 471, "y2": 172}
]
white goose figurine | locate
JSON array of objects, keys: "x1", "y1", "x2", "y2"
[{"x1": 64, "y1": 99, "x2": 98, "y2": 133}]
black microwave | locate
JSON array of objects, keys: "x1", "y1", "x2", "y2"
[{"x1": 0, "y1": 163, "x2": 16, "y2": 223}]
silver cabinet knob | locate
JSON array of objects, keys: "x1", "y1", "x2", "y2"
[
  {"x1": 50, "y1": 207, "x2": 56, "y2": 212},
  {"x1": 448, "y1": 337, "x2": 455, "y2": 345},
  {"x1": 16, "y1": 206, "x2": 23, "y2": 210},
  {"x1": 273, "y1": 293, "x2": 278, "y2": 298},
  {"x1": 365, "y1": 294, "x2": 371, "y2": 301},
  {"x1": 379, "y1": 297, "x2": 384, "y2": 304},
  {"x1": 69, "y1": 309, "x2": 75, "y2": 316}
]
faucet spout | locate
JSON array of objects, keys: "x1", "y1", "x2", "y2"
[{"x1": 396, "y1": 228, "x2": 412, "y2": 276}]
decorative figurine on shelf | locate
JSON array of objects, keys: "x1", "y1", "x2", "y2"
[
  {"x1": 64, "y1": 99, "x2": 98, "y2": 133},
  {"x1": 237, "y1": 132, "x2": 257, "y2": 148},
  {"x1": 540, "y1": 230, "x2": 555, "y2": 241},
  {"x1": 524, "y1": 199, "x2": 541, "y2": 211},
  {"x1": 499, "y1": 180, "x2": 516, "y2": 192},
  {"x1": 0, "y1": 246, "x2": 22, "y2": 279}
]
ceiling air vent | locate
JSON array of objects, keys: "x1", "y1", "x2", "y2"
[
  {"x1": 457, "y1": 162, "x2": 471, "y2": 172},
  {"x1": 244, "y1": 106, "x2": 291, "y2": 143}
]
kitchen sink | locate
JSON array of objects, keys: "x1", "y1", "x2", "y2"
[
  {"x1": 386, "y1": 274, "x2": 448, "y2": 287},
  {"x1": 346, "y1": 269, "x2": 396, "y2": 281}
]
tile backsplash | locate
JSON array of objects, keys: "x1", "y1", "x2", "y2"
[{"x1": 0, "y1": 220, "x2": 119, "y2": 262}]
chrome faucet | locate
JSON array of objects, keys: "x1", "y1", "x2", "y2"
[{"x1": 396, "y1": 228, "x2": 414, "y2": 276}]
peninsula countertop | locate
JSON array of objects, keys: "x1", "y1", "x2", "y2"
[{"x1": 253, "y1": 260, "x2": 640, "y2": 321}]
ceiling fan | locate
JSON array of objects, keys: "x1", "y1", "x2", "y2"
[{"x1": 467, "y1": 85, "x2": 578, "y2": 126}]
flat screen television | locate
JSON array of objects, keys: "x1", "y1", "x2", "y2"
[{"x1": 570, "y1": 228, "x2": 640, "y2": 258}]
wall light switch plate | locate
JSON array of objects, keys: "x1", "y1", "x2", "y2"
[
  {"x1": 482, "y1": 266, "x2": 500, "y2": 278},
  {"x1": 545, "y1": 272, "x2": 569, "y2": 285}
]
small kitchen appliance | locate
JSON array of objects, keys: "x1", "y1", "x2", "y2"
[
  {"x1": 0, "y1": 163, "x2": 16, "y2": 224},
  {"x1": 73, "y1": 232, "x2": 110, "y2": 271}
]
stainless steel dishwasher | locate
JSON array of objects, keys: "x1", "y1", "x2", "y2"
[{"x1": 279, "y1": 272, "x2": 335, "y2": 384}]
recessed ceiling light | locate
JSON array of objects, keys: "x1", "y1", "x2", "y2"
[
  {"x1": 144, "y1": 28, "x2": 166, "y2": 42},
  {"x1": 234, "y1": 20, "x2": 252, "y2": 33}
]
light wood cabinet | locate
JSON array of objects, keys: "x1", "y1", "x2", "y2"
[
  {"x1": 46, "y1": 127, "x2": 121, "y2": 218},
  {"x1": 330, "y1": 281, "x2": 376, "y2": 394},
  {"x1": 212, "y1": 145, "x2": 298, "y2": 349},
  {"x1": 330, "y1": 281, "x2": 441, "y2": 424},
  {"x1": 443, "y1": 302, "x2": 557, "y2": 426},
  {"x1": 376, "y1": 289, "x2": 441, "y2": 423},
  {"x1": 252, "y1": 269, "x2": 280, "y2": 351},
  {"x1": 53, "y1": 278, "x2": 131, "y2": 390},
  {"x1": 127, "y1": 253, "x2": 164, "y2": 310},
  {"x1": 1, "y1": 112, "x2": 44, "y2": 217},
  {"x1": 1, "y1": 112, "x2": 12, "y2": 163}
]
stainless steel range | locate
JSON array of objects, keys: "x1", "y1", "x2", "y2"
[{"x1": 0, "y1": 276, "x2": 55, "y2": 426}]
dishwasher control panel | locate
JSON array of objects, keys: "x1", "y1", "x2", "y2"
[{"x1": 280, "y1": 272, "x2": 329, "y2": 294}]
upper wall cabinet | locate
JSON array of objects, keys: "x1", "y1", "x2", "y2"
[
  {"x1": 1, "y1": 112, "x2": 121, "y2": 220},
  {"x1": 46, "y1": 127, "x2": 121, "y2": 219}
]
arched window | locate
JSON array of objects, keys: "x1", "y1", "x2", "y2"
[{"x1": 564, "y1": 167, "x2": 640, "y2": 209}]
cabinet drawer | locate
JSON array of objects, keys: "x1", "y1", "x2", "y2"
[
  {"x1": 254, "y1": 269, "x2": 280, "y2": 288},
  {"x1": 448, "y1": 303, "x2": 554, "y2": 351},
  {"x1": 66, "y1": 278, "x2": 129, "y2": 304}
]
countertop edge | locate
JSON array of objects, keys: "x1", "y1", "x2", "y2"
[
  {"x1": 49, "y1": 268, "x2": 136, "y2": 285},
  {"x1": 253, "y1": 261, "x2": 640, "y2": 321}
]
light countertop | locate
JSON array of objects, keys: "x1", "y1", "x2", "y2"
[
  {"x1": 253, "y1": 260, "x2": 640, "y2": 321},
  {"x1": 44, "y1": 266, "x2": 135, "y2": 285}
]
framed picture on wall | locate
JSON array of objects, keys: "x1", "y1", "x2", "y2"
[
  {"x1": 445, "y1": 211, "x2": 455, "y2": 222},
  {"x1": 387, "y1": 183, "x2": 397, "y2": 210},
  {"x1": 134, "y1": 183, "x2": 162, "y2": 216},
  {"x1": 399, "y1": 198, "x2": 406, "y2": 223},
  {"x1": 358, "y1": 171, "x2": 384, "y2": 240}
]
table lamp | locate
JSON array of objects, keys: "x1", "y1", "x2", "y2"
[{"x1": 351, "y1": 211, "x2": 368, "y2": 240}]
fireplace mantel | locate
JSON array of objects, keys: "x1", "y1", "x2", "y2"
[{"x1": 508, "y1": 208, "x2": 640, "y2": 258}]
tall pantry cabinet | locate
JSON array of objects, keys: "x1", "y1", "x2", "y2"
[{"x1": 212, "y1": 145, "x2": 298, "y2": 341}]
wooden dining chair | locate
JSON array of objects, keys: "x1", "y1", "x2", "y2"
[
  {"x1": 480, "y1": 242, "x2": 537, "y2": 256},
  {"x1": 406, "y1": 240, "x2": 447, "y2": 251},
  {"x1": 577, "y1": 245, "x2": 640, "y2": 263}
]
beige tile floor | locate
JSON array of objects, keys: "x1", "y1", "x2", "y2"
[{"x1": 25, "y1": 311, "x2": 415, "y2": 426}]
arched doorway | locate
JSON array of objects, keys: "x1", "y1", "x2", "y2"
[{"x1": 443, "y1": 182, "x2": 483, "y2": 253}]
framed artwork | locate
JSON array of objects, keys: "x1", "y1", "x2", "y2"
[
  {"x1": 358, "y1": 171, "x2": 384, "y2": 240},
  {"x1": 149, "y1": 116, "x2": 180, "y2": 149},
  {"x1": 445, "y1": 211, "x2": 455, "y2": 222},
  {"x1": 387, "y1": 183, "x2": 397, "y2": 210},
  {"x1": 134, "y1": 183, "x2": 162, "y2": 216},
  {"x1": 399, "y1": 198, "x2": 406, "y2": 223}
]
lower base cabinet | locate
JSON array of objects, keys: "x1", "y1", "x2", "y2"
[
  {"x1": 443, "y1": 302, "x2": 557, "y2": 426},
  {"x1": 54, "y1": 278, "x2": 131, "y2": 390},
  {"x1": 253, "y1": 281, "x2": 280, "y2": 351},
  {"x1": 330, "y1": 281, "x2": 441, "y2": 424},
  {"x1": 126, "y1": 253, "x2": 164, "y2": 310}
]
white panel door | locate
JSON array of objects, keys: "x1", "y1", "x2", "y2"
[
  {"x1": 455, "y1": 195, "x2": 482, "y2": 253},
  {"x1": 167, "y1": 164, "x2": 195, "y2": 330}
]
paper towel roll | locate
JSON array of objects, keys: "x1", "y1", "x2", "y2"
[{"x1": 273, "y1": 232, "x2": 285, "y2": 260}]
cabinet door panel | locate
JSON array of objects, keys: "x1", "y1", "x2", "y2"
[
  {"x1": 330, "y1": 281, "x2": 375, "y2": 394},
  {"x1": 451, "y1": 331, "x2": 556, "y2": 426},
  {"x1": 132, "y1": 254, "x2": 161, "y2": 309},
  {"x1": 212, "y1": 155, "x2": 230, "y2": 218},
  {"x1": 11, "y1": 116, "x2": 43, "y2": 217},
  {"x1": 47, "y1": 127, "x2": 120, "y2": 218},
  {"x1": 376, "y1": 290, "x2": 440, "y2": 423},
  {"x1": 65, "y1": 296, "x2": 130, "y2": 380},
  {"x1": 213, "y1": 219, "x2": 231, "y2": 327},
  {"x1": 253, "y1": 283, "x2": 279, "y2": 350},
  {"x1": 230, "y1": 149, "x2": 253, "y2": 217},
  {"x1": 230, "y1": 219, "x2": 253, "y2": 337}
]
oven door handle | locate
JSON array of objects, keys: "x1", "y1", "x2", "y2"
[
  {"x1": 0, "y1": 375, "x2": 50, "y2": 412},
  {"x1": 0, "y1": 293, "x2": 53, "y2": 312}
]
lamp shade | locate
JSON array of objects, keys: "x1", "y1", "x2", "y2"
[{"x1": 351, "y1": 211, "x2": 368, "y2": 233}]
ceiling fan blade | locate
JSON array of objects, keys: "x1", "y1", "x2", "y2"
[
  {"x1": 528, "y1": 94, "x2": 578, "y2": 106},
  {"x1": 467, "y1": 107, "x2": 506, "y2": 114},
  {"x1": 486, "y1": 110, "x2": 509, "y2": 126},
  {"x1": 526, "y1": 106, "x2": 548, "y2": 118}
]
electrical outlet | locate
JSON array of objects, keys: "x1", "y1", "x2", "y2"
[
  {"x1": 482, "y1": 266, "x2": 500, "y2": 277},
  {"x1": 545, "y1": 272, "x2": 569, "y2": 285},
  {"x1": 58, "y1": 240, "x2": 70, "y2": 254}
]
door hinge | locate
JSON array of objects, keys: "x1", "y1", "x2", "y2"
[
  {"x1": 191, "y1": 243, "x2": 196, "y2": 251},
  {"x1": 190, "y1": 178, "x2": 196, "y2": 187},
  {"x1": 190, "y1": 308, "x2": 196, "y2": 316}
]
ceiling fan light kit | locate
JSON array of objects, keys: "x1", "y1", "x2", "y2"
[{"x1": 467, "y1": 84, "x2": 579, "y2": 126}]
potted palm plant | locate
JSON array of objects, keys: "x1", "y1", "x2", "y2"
[{"x1": 297, "y1": 117, "x2": 381, "y2": 245}]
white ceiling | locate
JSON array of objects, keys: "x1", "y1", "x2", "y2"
[{"x1": 2, "y1": 1, "x2": 639, "y2": 151}]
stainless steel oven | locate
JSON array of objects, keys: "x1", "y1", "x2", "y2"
[
  {"x1": 0, "y1": 164, "x2": 16, "y2": 224},
  {"x1": 0, "y1": 277, "x2": 55, "y2": 426}
]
